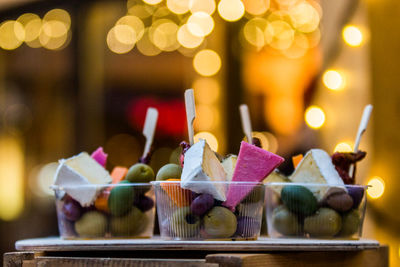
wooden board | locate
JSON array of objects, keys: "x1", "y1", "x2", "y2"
[{"x1": 15, "y1": 237, "x2": 380, "y2": 252}]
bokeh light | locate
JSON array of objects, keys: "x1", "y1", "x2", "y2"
[
  {"x1": 107, "y1": 25, "x2": 136, "y2": 54},
  {"x1": 0, "y1": 21, "x2": 25, "y2": 50},
  {"x1": 117, "y1": 15, "x2": 145, "y2": 41},
  {"x1": 194, "y1": 131, "x2": 219, "y2": 151},
  {"x1": 187, "y1": 12, "x2": 214, "y2": 37},
  {"x1": 288, "y1": 2, "x2": 320, "y2": 33},
  {"x1": 305, "y1": 105, "x2": 325, "y2": 129},
  {"x1": 323, "y1": 70, "x2": 345, "y2": 91},
  {"x1": 281, "y1": 32, "x2": 309, "y2": 59},
  {"x1": 137, "y1": 29, "x2": 162, "y2": 56},
  {"x1": 243, "y1": 18, "x2": 268, "y2": 50},
  {"x1": 128, "y1": 3, "x2": 156, "y2": 19},
  {"x1": 218, "y1": 0, "x2": 245, "y2": 22},
  {"x1": 177, "y1": 24, "x2": 204, "y2": 48},
  {"x1": 166, "y1": 0, "x2": 190, "y2": 14},
  {"x1": 150, "y1": 19, "x2": 180, "y2": 51},
  {"x1": 342, "y1": 25, "x2": 363, "y2": 47},
  {"x1": 192, "y1": 78, "x2": 220, "y2": 104},
  {"x1": 193, "y1": 49, "x2": 221, "y2": 76},
  {"x1": 17, "y1": 13, "x2": 41, "y2": 43},
  {"x1": 243, "y1": 0, "x2": 270, "y2": 16},
  {"x1": 189, "y1": 0, "x2": 216, "y2": 15},
  {"x1": 367, "y1": 176, "x2": 385, "y2": 199},
  {"x1": 266, "y1": 20, "x2": 295, "y2": 50},
  {"x1": 29, "y1": 163, "x2": 59, "y2": 197},
  {"x1": 194, "y1": 105, "x2": 218, "y2": 130},
  {"x1": 43, "y1": 9, "x2": 71, "y2": 29},
  {"x1": 39, "y1": 30, "x2": 70, "y2": 50},
  {"x1": 334, "y1": 142, "x2": 353, "y2": 153},
  {"x1": 143, "y1": 0, "x2": 163, "y2": 5}
]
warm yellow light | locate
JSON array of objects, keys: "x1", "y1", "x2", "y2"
[
  {"x1": 322, "y1": 70, "x2": 345, "y2": 91},
  {"x1": 289, "y1": 2, "x2": 320, "y2": 33},
  {"x1": 0, "y1": 137, "x2": 24, "y2": 221},
  {"x1": 193, "y1": 49, "x2": 221, "y2": 76},
  {"x1": 189, "y1": 0, "x2": 216, "y2": 15},
  {"x1": 243, "y1": 131, "x2": 270, "y2": 151},
  {"x1": 29, "y1": 162, "x2": 59, "y2": 197},
  {"x1": 177, "y1": 24, "x2": 204, "y2": 48},
  {"x1": 194, "y1": 105, "x2": 218, "y2": 130},
  {"x1": 266, "y1": 20, "x2": 294, "y2": 50},
  {"x1": 305, "y1": 105, "x2": 325, "y2": 129},
  {"x1": 42, "y1": 20, "x2": 68, "y2": 38},
  {"x1": 187, "y1": 12, "x2": 214, "y2": 37},
  {"x1": 367, "y1": 176, "x2": 385, "y2": 199},
  {"x1": 192, "y1": 78, "x2": 220, "y2": 104},
  {"x1": 107, "y1": 26, "x2": 135, "y2": 54},
  {"x1": 117, "y1": 15, "x2": 145, "y2": 41},
  {"x1": 342, "y1": 25, "x2": 363, "y2": 47},
  {"x1": 17, "y1": 14, "x2": 41, "y2": 43},
  {"x1": 150, "y1": 20, "x2": 179, "y2": 51},
  {"x1": 143, "y1": 0, "x2": 163, "y2": 5},
  {"x1": 24, "y1": 18, "x2": 42, "y2": 43},
  {"x1": 43, "y1": 9, "x2": 71, "y2": 30},
  {"x1": 281, "y1": 33, "x2": 309, "y2": 59},
  {"x1": 334, "y1": 142, "x2": 353, "y2": 153},
  {"x1": 40, "y1": 30, "x2": 70, "y2": 50},
  {"x1": 137, "y1": 29, "x2": 162, "y2": 56},
  {"x1": 243, "y1": 18, "x2": 268, "y2": 49},
  {"x1": 194, "y1": 131, "x2": 219, "y2": 152},
  {"x1": 218, "y1": 0, "x2": 245, "y2": 22},
  {"x1": 128, "y1": 3, "x2": 156, "y2": 19},
  {"x1": 0, "y1": 21, "x2": 25, "y2": 50},
  {"x1": 167, "y1": 0, "x2": 190, "y2": 14},
  {"x1": 243, "y1": 0, "x2": 270, "y2": 16}
]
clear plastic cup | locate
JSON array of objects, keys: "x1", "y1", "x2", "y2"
[
  {"x1": 265, "y1": 183, "x2": 367, "y2": 239},
  {"x1": 53, "y1": 183, "x2": 155, "y2": 239},
  {"x1": 152, "y1": 180, "x2": 265, "y2": 240}
]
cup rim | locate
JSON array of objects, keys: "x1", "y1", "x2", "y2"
[
  {"x1": 265, "y1": 182, "x2": 370, "y2": 188},
  {"x1": 151, "y1": 180, "x2": 264, "y2": 185},
  {"x1": 50, "y1": 182, "x2": 152, "y2": 190}
]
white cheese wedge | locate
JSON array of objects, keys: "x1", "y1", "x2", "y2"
[
  {"x1": 290, "y1": 149, "x2": 345, "y2": 200},
  {"x1": 221, "y1": 155, "x2": 237, "y2": 182},
  {"x1": 54, "y1": 152, "x2": 112, "y2": 206},
  {"x1": 181, "y1": 139, "x2": 227, "y2": 201}
]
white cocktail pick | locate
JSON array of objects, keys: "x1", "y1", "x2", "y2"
[
  {"x1": 239, "y1": 104, "x2": 253, "y2": 144},
  {"x1": 349, "y1": 104, "x2": 373, "y2": 177},
  {"x1": 142, "y1": 107, "x2": 159, "y2": 158},
  {"x1": 185, "y1": 89, "x2": 196, "y2": 145}
]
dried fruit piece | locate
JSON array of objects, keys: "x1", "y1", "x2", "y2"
[{"x1": 331, "y1": 151, "x2": 366, "y2": 184}]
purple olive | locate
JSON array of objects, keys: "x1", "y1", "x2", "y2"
[
  {"x1": 134, "y1": 195, "x2": 154, "y2": 212},
  {"x1": 235, "y1": 216, "x2": 261, "y2": 238},
  {"x1": 347, "y1": 186, "x2": 364, "y2": 209},
  {"x1": 62, "y1": 199, "x2": 82, "y2": 221},
  {"x1": 190, "y1": 194, "x2": 214, "y2": 217}
]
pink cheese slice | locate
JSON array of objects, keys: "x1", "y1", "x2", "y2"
[
  {"x1": 91, "y1": 147, "x2": 108, "y2": 167},
  {"x1": 223, "y1": 141, "x2": 284, "y2": 209}
]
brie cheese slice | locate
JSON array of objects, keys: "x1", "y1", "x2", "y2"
[
  {"x1": 54, "y1": 152, "x2": 112, "y2": 206},
  {"x1": 290, "y1": 149, "x2": 345, "y2": 200},
  {"x1": 221, "y1": 155, "x2": 237, "y2": 182},
  {"x1": 181, "y1": 139, "x2": 227, "y2": 201}
]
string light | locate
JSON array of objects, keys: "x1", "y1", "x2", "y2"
[
  {"x1": 305, "y1": 105, "x2": 325, "y2": 129},
  {"x1": 334, "y1": 142, "x2": 353, "y2": 152},
  {"x1": 342, "y1": 25, "x2": 363, "y2": 47},
  {"x1": 218, "y1": 0, "x2": 245, "y2": 22},
  {"x1": 193, "y1": 49, "x2": 221, "y2": 76},
  {"x1": 367, "y1": 177, "x2": 385, "y2": 199},
  {"x1": 194, "y1": 131, "x2": 219, "y2": 151},
  {"x1": 322, "y1": 70, "x2": 345, "y2": 91}
]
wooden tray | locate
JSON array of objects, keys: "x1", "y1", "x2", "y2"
[{"x1": 15, "y1": 237, "x2": 380, "y2": 252}]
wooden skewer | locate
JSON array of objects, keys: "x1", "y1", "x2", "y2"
[
  {"x1": 239, "y1": 104, "x2": 253, "y2": 144},
  {"x1": 185, "y1": 89, "x2": 196, "y2": 145},
  {"x1": 142, "y1": 107, "x2": 158, "y2": 158},
  {"x1": 349, "y1": 104, "x2": 373, "y2": 177}
]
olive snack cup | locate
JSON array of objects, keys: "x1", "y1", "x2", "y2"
[
  {"x1": 52, "y1": 183, "x2": 155, "y2": 239},
  {"x1": 152, "y1": 180, "x2": 265, "y2": 240},
  {"x1": 265, "y1": 183, "x2": 368, "y2": 239}
]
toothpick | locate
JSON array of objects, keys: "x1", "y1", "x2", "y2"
[
  {"x1": 349, "y1": 104, "x2": 373, "y2": 177},
  {"x1": 185, "y1": 89, "x2": 196, "y2": 145},
  {"x1": 239, "y1": 104, "x2": 253, "y2": 144},
  {"x1": 142, "y1": 107, "x2": 158, "y2": 158}
]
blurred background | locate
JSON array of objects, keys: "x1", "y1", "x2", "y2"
[{"x1": 0, "y1": 0, "x2": 398, "y2": 265}]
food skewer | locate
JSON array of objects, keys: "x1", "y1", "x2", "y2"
[
  {"x1": 142, "y1": 107, "x2": 159, "y2": 159},
  {"x1": 349, "y1": 104, "x2": 373, "y2": 177},
  {"x1": 185, "y1": 89, "x2": 196, "y2": 145},
  {"x1": 239, "y1": 104, "x2": 253, "y2": 144}
]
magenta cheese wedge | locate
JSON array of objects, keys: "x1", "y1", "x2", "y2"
[{"x1": 223, "y1": 141, "x2": 284, "y2": 209}]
